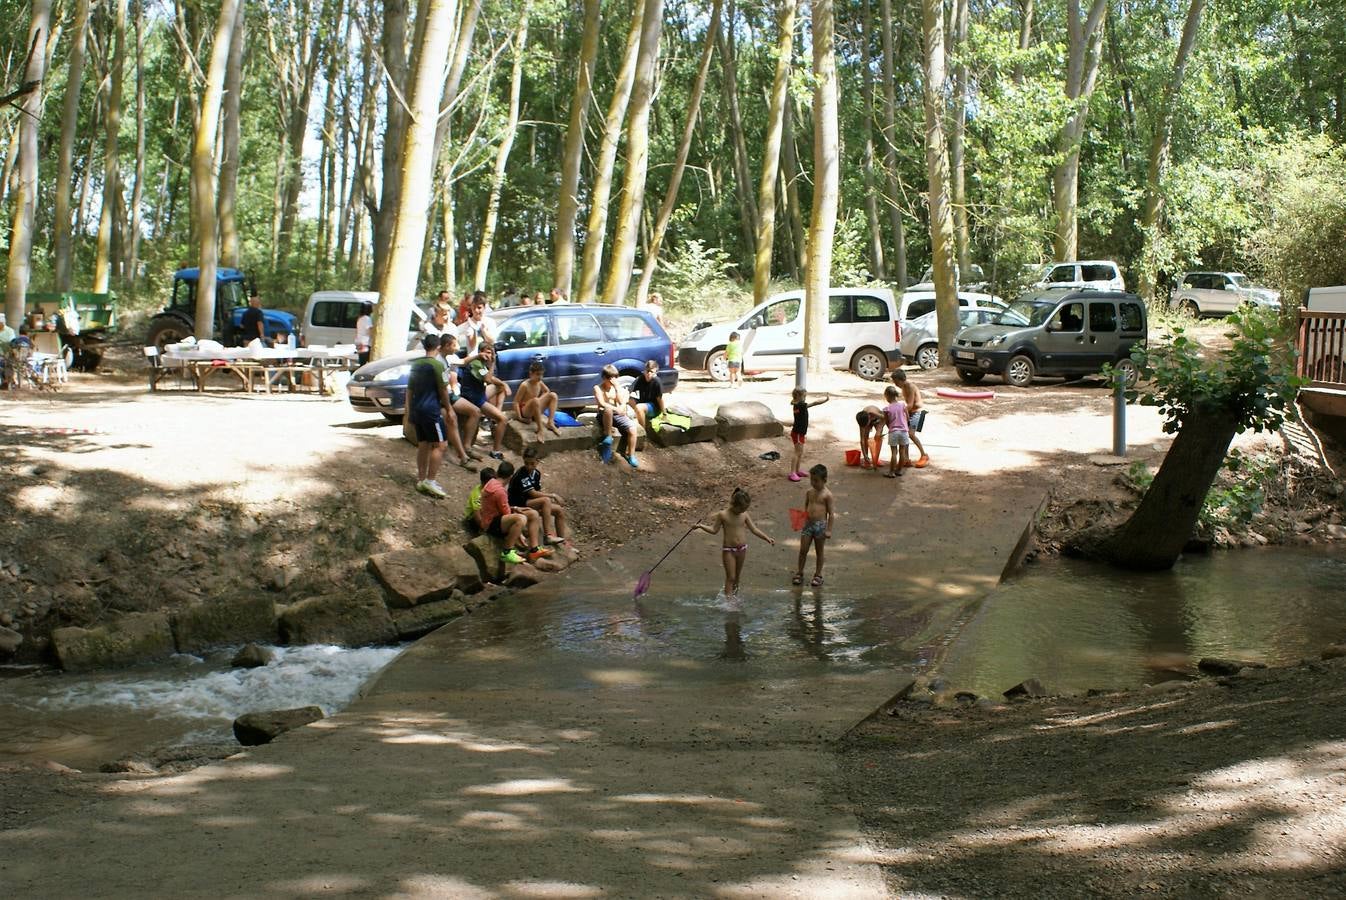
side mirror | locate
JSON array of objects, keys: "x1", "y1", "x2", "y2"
[
  {"x1": 1224, "y1": 284, "x2": 1237, "y2": 291},
  {"x1": 494, "y1": 341, "x2": 508, "y2": 352}
]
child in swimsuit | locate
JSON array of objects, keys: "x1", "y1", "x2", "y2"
[
  {"x1": 514, "y1": 360, "x2": 562, "y2": 443},
  {"x1": 793, "y1": 464, "x2": 834, "y2": 587},
  {"x1": 788, "y1": 388, "x2": 829, "y2": 481},
  {"x1": 696, "y1": 487, "x2": 775, "y2": 597}
]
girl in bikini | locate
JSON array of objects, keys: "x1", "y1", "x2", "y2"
[{"x1": 697, "y1": 487, "x2": 775, "y2": 597}]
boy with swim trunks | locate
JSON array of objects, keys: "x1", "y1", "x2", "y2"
[
  {"x1": 882, "y1": 385, "x2": 910, "y2": 478},
  {"x1": 407, "y1": 335, "x2": 451, "y2": 498},
  {"x1": 788, "y1": 388, "x2": 829, "y2": 481},
  {"x1": 696, "y1": 487, "x2": 775, "y2": 597},
  {"x1": 793, "y1": 464, "x2": 834, "y2": 587},
  {"x1": 514, "y1": 361, "x2": 562, "y2": 443},
  {"x1": 892, "y1": 369, "x2": 929, "y2": 467},
  {"x1": 856, "y1": 406, "x2": 886, "y2": 470}
]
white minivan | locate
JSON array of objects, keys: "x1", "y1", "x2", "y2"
[
  {"x1": 1034, "y1": 260, "x2": 1125, "y2": 292},
  {"x1": 678, "y1": 288, "x2": 902, "y2": 381},
  {"x1": 300, "y1": 290, "x2": 426, "y2": 348}
]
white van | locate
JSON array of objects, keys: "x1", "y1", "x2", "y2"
[
  {"x1": 300, "y1": 290, "x2": 426, "y2": 348},
  {"x1": 1034, "y1": 260, "x2": 1125, "y2": 293},
  {"x1": 678, "y1": 287, "x2": 901, "y2": 381}
]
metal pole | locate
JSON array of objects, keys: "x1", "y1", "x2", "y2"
[
  {"x1": 1112, "y1": 369, "x2": 1126, "y2": 457},
  {"x1": 795, "y1": 355, "x2": 806, "y2": 393}
]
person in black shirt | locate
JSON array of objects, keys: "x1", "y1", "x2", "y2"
[
  {"x1": 628, "y1": 359, "x2": 666, "y2": 429},
  {"x1": 789, "y1": 388, "x2": 829, "y2": 481},
  {"x1": 507, "y1": 447, "x2": 570, "y2": 545},
  {"x1": 239, "y1": 294, "x2": 267, "y2": 346}
]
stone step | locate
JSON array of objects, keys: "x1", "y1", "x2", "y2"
[
  {"x1": 369, "y1": 544, "x2": 484, "y2": 608},
  {"x1": 648, "y1": 412, "x2": 717, "y2": 447},
  {"x1": 715, "y1": 400, "x2": 784, "y2": 441}
]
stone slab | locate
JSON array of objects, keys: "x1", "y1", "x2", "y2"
[
  {"x1": 171, "y1": 594, "x2": 277, "y2": 652},
  {"x1": 715, "y1": 401, "x2": 784, "y2": 441},
  {"x1": 233, "y1": 706, "x2": 324, "y2": 746},
  {"x1": 278, "y1": 588, "x2": 398, "y2": 647},
  {"x1": 52, "y1": 612, "x2": 176, "y2": 672},
  {"x1": 369, "y1": 544, "x2": 484, "y2": 608},
  {"x1": 390, "y1": 594, "x2": 470, "y2": 640},
  {"x1": 501, "y1": 419, "x2": 596, "y2": 457},
  {"x1": 648, "y1": 412, "x2": 717, "y2": 447},
  {"x1": 464, "y1": 534, "x2": 510, "y2": 583}
]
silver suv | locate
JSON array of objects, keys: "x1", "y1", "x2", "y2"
[{"x1": 1171, "y1": 272, "x2": 1280, "y2": 317}]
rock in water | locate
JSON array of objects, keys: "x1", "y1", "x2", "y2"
[
  {"x1": 1003, "y1": 678, "x2": 1047, "y2": 700},
  {"x1": 233, "y1": 706, "x2": 325, "y2": 746},
  {"x1": 1197, "y1": 657, "x2": 1266, "y2": 677},
  {"x1": 1321, "y1": 644, "x2": 1346, "y2": 661},
  {"x1": 231, "y1": 643, "x2": 274, "y2": 669}
]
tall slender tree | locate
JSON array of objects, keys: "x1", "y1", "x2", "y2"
[
  {"x1": 474, "y1": 2, "x2": 530, "y2": 291},
  {"x1": 5, "y1": 0, "x2": 52, "y2": 326},
  {"x1": 922, "y1": 0, "x2": 958, "y2": 356},
  {"x1": 948, "y1": 0, "x2": 971, "y2": 273},
  {"x1": 126, "y1": 0, "x2": 147, "y2": 282},
  {"x1": 552, "y1": 0, "x2": 601, "y2": 297},
  {"x1": 752, "y1": 0, "x2": 796, "y2": 306},
  {"x1": 859, "y1": 0, "x2": 885, "y2": 278},
  {"x1": 52, "y1": 0, "x2": 90, "y2": 292},
  {"x1": 878, "y1": 0, "x2": 907, "y2": 286},
  {"x1": 804, "y1": 0, "x2": 838, "y2": 373},
  {"x1": 93, "y1": 0, "x2": 129, "y2": 292},
  {"x1": 217, "y1": 0, "x2": 245, "y2": 270},
  {"x1": 1052, "y1": 0, "x2": 1108, "y2": 260}
]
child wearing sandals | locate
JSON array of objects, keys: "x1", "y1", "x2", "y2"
[
  {"x1": 697, "y1": 487, "x2": 775, "y2": 597},
  {"x1": 882, "y1": 385, "x2": 911, "y2": 478},
  {"x1": 787, "y1": 388, "x2": 829, "y2": 481},
  {"x1": 891, "y1": 369, "x2": 929, "y2": 467},
  {"x1": 793, "y1": 464, "x2": 834, "y2": 587}
]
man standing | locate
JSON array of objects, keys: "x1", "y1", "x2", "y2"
[
  {"x1": 240, "y1": 294, "x2": 267, "y2": 346},
  {"x1": 354, "y1": 302, "x2": 374, "y2": 365},
  {"x1": 406, "y1": 335, "x2": 452, "y2": 498}
]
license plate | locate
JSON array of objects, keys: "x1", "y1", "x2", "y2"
[
  {"x1": 347, "y1": 384, "x2": 366, "y2": 398},
  {"x1": 955, "y1": 350, "x2": 974, "y2": 360}
]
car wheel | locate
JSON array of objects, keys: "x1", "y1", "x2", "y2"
[
  {"x1": 915, "y1": 343, "x2": 941, "y2": 370},
  {"x1": 1181, "y1": 299, "x2": 1201, "y2": 318},
  {"x1": 706, "y1": 349, "x2": 729, "y2": 382},
  {"x1": 956, "y1": 368, "x2": 985, "y2": 385},
  {"x1": 1113, "y1": 357, "x2": 1139, "y2": 387},
  {"x1": 851, "y1": 346, "x2": 887, "y2": 380},
  {"x1": 1005, "y1": 354, "x2": 1035, "y2": 387}
]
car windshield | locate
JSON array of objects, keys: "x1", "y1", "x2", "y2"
[
  {"x1": 1229, "y1": 274, "x2": 1250, "y2": 288},
  {"x1": 917, "y1": 264, "x2": 985, "y2": 284},
  {"x1": 991, "y1": 300, "x2": 1045, "y2": 327}
]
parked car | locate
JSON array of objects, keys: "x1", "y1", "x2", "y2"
[
  {"x1": 679, "y1": 288, "x2": 902, "y2": 381},
  {"x1": 908, "y1": 264, "x2": 989, "y2": 293},
  {"x1": 346, "y1": 304, "x2": 678, "y2": 419},
  {"x1": 1171, "y1": 272, "x2": 1281, "y2": 317},
  {"x1": 952, "y1": 289, "x2": 1147, "y2": 387},
  {"x1": 1033, "y1": 260, "x2": 1126, "y2": 293},
  {"x1": 897, "y1": 288, "x2": 1005, "y2": 323},
  {"x1": 900, "y1": 300, "x2": 1008, "y2": 370},
  {"x1": 301, "y1": 291, "x2": 432, "y2": 349}
]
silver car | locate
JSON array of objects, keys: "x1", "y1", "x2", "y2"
[
  {"x1": 900, "y1": 301, "x2": 1007, "y2": 370},
  {"x1": 1171, "y1": 272, "x2": 1280, "y2": 317}
]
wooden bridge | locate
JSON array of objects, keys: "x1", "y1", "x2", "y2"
[{"x1": 1297, "y1": 309, "x2": 1346, "y2": 437}]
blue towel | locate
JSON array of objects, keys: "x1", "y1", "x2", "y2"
[{"x1": 552, "y1": 410, "x2": 579, "y2": 427}]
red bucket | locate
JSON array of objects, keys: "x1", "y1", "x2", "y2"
[
  {"x1": 789, "y1": 508, "x2": 808, "y2": 532},
  {"x1": 844, "y1": 449, "x2": 861, "y2": 467}
]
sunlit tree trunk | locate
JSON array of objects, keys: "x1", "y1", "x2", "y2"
[
  {"x1": 752, "y1": 0, "x2": 796, "y2": 306},
  {"x1": 781, "y1": 101, "x2": 806, "y2": 277},
  {"x1": 5, "y1": 0, "x2": 51, "y2": 326},
  {"x1": 94, "y1": 0, "x2": 128, "y2": 292},
  {"x1": 601, "y1": 0, "x2": 664, "y2": 305},
  {"x1": 126, "y1": 0, "x2": 147, "y2": 282},
  {"x1": 1137, "y1": 0, "x2": 1206, "y2": 302},
  {"x1": 949, "y1": 0, "x2": 971, "y2": 274},
  {"x1": 879, "y1": 0, "x2": 906, "y2": 286},
  {"x1": 371, "y1": 0, "x2": 411, "y2": 289},
  {"x1": 576, "y1": 4, "x2": 643, "y2": 303},
  {"x1": 189, "y1": 0, "x2": 240, "y2": 341},
  {"x1": 217, "y1": 0, "x2": 244, "y2": 270},
  {"x1": 804, "y1": 0, "x2": 838, "y2": 373},
  {"x1": 1051, "y1": 0, "x2": 1107, "y2": 261},
  {"x1": 373, "y1": 0, "x2": 457, "y2": 360},
  {"x1": 275, "y1": 2, "x2": 329, "y2": 267},
  {"x1": 1013, "y1": 0, "x2": 1033, "y2": 83},
  {"x1": 552, "y1": 0, "x2": 601, "y2": 298},
  {"x1": 859, "y1": 0, "x2": 885, "y2": 278},
  {"x1": 52, "y1": 0, "x2": 90, "y2": 292},
  {"x1": 634, "y1": 0, "x2": 721, "y2": 303},
  {"x1": 922, "y1": 0, "x2": 959, "y2": 357},
  {"x1": 717, "y1": 6, "x2": 759, "y2": 255},
  {"x1": 473, "y1": 3, "x2": 530, "y2": 291}
]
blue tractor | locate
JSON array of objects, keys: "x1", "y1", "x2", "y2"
[{"x1": 146, "y1": 268, "x2": 297, "y2": 350}]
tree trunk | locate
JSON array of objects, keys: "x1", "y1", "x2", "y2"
[
  {"x1": 633, "y1": 0, "x2": 721, "y2": 303},
  {"x1": 922, "y1": 0, "x2": 959, "y2": 357},
  {"x1": 1051, "y1": 0, "x2": 1107, "y2": 261},
  {"x1": 276, "y1": 5, "x2": 328, "y2": 266},
  {"x1": 948, "y1": 0, "x2": 971, "y2": 274},
  {"x1": 52, "y1": 0, "x2": 90, "y2": 292},
  {"x1": 373, "y1": 0, "x2": 457, "y2": 360},
  {"x1": 751, "y1": 0, "x2": 796, "y2": 306},
  {"x1": 576, "y1": 3, "x2": 644, "y2": 303},
  {"x1": 126, "y1": 0, "x2": 147, "y2": 282},
  {"x1": 1137, "y1": 0, "x2": 1206, "y2": 303},
  {"x1": 1013, "y1": 0, "x2": 1033, "y2": 83},
  {"x1": 601, "y1": 0, "x2": 665, "y2": 305},
  {"x1": 189, "y1": 0, "x2": 240, "y2": 341},
  {"x1": 1103, "y1": 411, "x2": 1238, "y2": 570},
  {"x1": 859, "y1": 0, "x2": 885, "y2": 278},
  {"x1": 781, "y1": 101, "x2": 806, "y2": 277},
  {"x1": 473, "y1": 4, "x2": 530, "y2": 292},
  {"x1": 717, "y1": 4, "x2": 759, "y2": 254},
  {"x1": 804, "y1": 0, "x2": 838, "y2": 373},
  {"x1": 371, "y1": 0, "x2": 411, "y2": 289},
  {"x1": 94, "y1": 0, "x2": 128, "y2": 293},
  {"x1": 217, "y1": 0, "x2": 244, "y2": 269},
  {"x1": 5, "y1": 0, "x2": 51, "y2": 326},
  {"x1": 551, "y1": 0, "x2": 602, "y2": 297}
]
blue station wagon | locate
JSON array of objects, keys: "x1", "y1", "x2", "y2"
[{"x1": 347, "y1": 304, "x2": 679, "y2": 418}]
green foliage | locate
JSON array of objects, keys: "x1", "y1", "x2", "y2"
[
  {"x1": 1120, "y1": 449, "x2": 1271, "y2": 529},
  {"x1": 1124, "y1": 306, "x2": 1304, "y2": 435},
  {"x1": 651, "y1": 239, "x2": 741, "y2": 313}
]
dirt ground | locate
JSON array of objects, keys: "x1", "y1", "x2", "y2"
[{"x1": 3, "y1": 325, "x2": 1345, "y2": 895}]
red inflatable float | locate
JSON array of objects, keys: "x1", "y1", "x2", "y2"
[{"x1": 935, "y1": 387, "x2": 995, "y2": 400}]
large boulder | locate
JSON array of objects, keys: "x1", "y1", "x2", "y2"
[
  {"x1": 231, "y1": 643, "x2": 274, "y2": 669},
  {"x1": 170, "y1": 594, "x2": 276, "y2": 653},
  {"x1": 278, "y1": 589, "x2": 397, "y2": 647},
  {"x1": 464, "y1": 534, "x2": 510, "y2": 583},
  {"x1": 369, "y1": 544, "x2": 484, "y2": 608},
  {"x1": 648, "y1": 412, "x2": 718, "y2": 447},
  {"x1": 52, "y1": 612, "x2": 176, "y2": 672},
  {"x1": 715, "y1": 401, "x2": 783, "y2": 441},
  {"x1": 0, "y1": 625, "x2": 21, "y2": 656},
  {"x1": 390, "y1": 593, "x2": 470, "y2": 640},
  {"x1": 233, "y1": 706, "x2": 324, "y2": 746},
  {"x1": 501, "y1": 419, "x2": 595, "y2": 457},
  {"x1": 503, "y1": 562, "x2": 543, "y2": 589}
]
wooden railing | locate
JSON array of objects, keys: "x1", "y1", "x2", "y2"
[{"x1": 1297, "y1": 309, "x2": 1346, "y2": 388}]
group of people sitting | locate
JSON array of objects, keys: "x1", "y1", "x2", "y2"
[{"x1": 466, "y1": 452, "x2": 569, "y2": 565}]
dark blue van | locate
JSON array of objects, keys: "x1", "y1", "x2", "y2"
[{"x1": 347, "y1": 304, "x2": 679, "y2": 418}]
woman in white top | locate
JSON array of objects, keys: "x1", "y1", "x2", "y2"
[{"x1": 354, "y1": 303, "x2": 374, "y2": 365}]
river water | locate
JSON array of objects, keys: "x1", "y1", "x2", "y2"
[{"x1": 2, "y1": 547, "x2": 1343, "y2": 770}]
